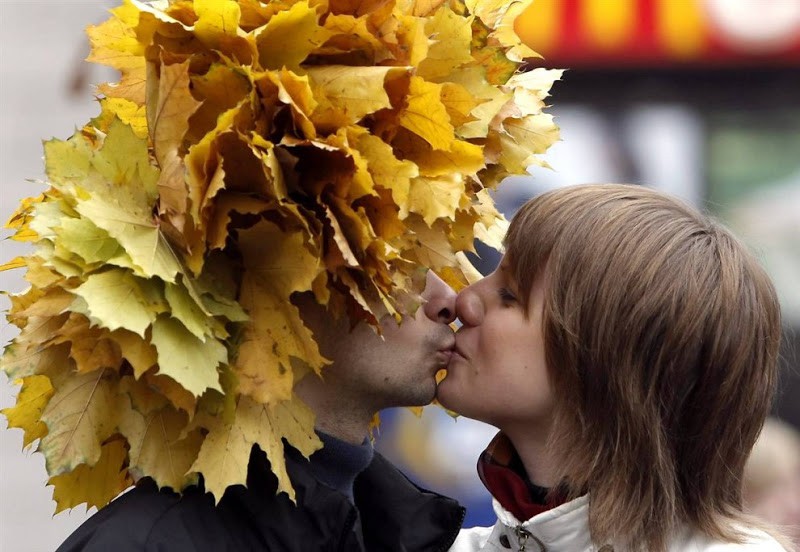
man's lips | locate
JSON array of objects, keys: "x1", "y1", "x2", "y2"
[
  {"x1": 452, "y1": 336, "x2": 468, "y2": 360},
  {"x1": 435, "y1": 336, "x2": 456, "y2": 364}
]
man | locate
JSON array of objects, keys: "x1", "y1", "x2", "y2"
[{"x1": 56, "y1": 270, "x2": 465, "y2": 552}]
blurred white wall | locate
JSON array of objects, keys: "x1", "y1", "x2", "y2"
[{"x1": 1, "y1": 3, "x2": 114, "y2": 550}]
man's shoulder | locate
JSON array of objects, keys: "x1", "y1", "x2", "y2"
[
  {"x1": 354, "y1": 451, "x2": 465, "y2": 552},
  {"x1": 55, "y1": 479, "x2": 195, "y2": 552}
]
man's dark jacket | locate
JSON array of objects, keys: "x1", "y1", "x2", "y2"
[{"x1": 55, "y1": 444, "x2": 465, "y2": 552}]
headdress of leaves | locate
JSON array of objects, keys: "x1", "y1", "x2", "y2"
[{"x1": 0, "y1": 0, "x2": 561, "y2": 511}]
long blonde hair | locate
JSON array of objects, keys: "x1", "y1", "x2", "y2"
[{"x1": 505, "y1": 184, "x2": 782, "y2": 551}]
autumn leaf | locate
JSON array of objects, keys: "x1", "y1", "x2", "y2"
[
  {"x1": 48, "y1": 439, "x2": 132, "y2": 513},
  {"x1": 2, "y1": 375, "x2": 55, "y2": 449},
  {"x1": 87, "y1": 0, "x2": 147, "y2": 104},
  {"x1": 93, "y1": 98, "x2": 148, "y2": 139},
  {"x1": 0, "y1": 343, "x2": 73, "y2": 383},
  {"x1": 235, "y1": 221, "x2": 328, "y2": 404},
  {"x1": 398, "y1": 77, "x2": 454, "y2": 150},
  {"x1": 416, "y1": 7, "x2": 474, "y2": 80},
  {"x1": 150, "y1": 59, "x2": 203, "y2": 219},
  {"x1": 190, "y1": 394, "x2": 321, "y2": 503},
  {"x1": 51, "y1": 315, "x2": 124, "y2": 374},
  {"x1": 256, "y1": 1, "x2": 332, "y2": 71},
  {"x1": 194, "y1": 0, "x2": 243, "y2": 49},
  {"x1": 119, "y1": 396, "x2": 201, "y2": 490},
  {"x1": 150, "y1": 316, "x2": 226, "y2": 397},
  {"x1": 407, "y1": 174, "x2": 464, "y2": 226},
  {"x1": 75, "y1": 195, "x2": 181, "y2": 283},
  {"x1": 39, "y1": 369, "x2": 120, "y2": 476},
  {"x1": 55, "y1": 218, "x2": 133, "y2": 270},
  {"x1": 70, "y1": 269, "x2": 158, "y2": 338},
  {"x1": 307, "y1": 66, "x2": 397, "y2": 130},
  {"x1": 111, "y1": 329, "x2": 158, "y2": 378},
  {"x1": 90, "y1": 118, "x2": 159, "y2": 201}
]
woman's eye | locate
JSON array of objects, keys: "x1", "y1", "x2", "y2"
[{"x1": 498, "y1": 287, "x2": 517, "y2": 303}]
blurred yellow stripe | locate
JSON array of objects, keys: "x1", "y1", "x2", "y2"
[
  {"x1": 657, "y1": 0, "x2": 705, "y2": 58},
  {"x1": 515, "y1": 0, "x2": 560, "y2": 54},
  {"x1": 583, "y1": 0, "x2": 637, "y2": 51}
]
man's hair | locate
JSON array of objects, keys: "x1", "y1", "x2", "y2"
[{"x1": 504, "y1": 184, "x2": 782, "y2": 551}]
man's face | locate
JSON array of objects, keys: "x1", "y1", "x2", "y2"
[{"x1": 299, "y1": 270, "x2": 457, "y2": 409}]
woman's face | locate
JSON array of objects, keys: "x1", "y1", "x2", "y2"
[{"x1": 436, "y1": 256, "x2": 554, "y2": 431}]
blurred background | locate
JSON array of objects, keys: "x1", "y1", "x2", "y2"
[{"x1": 1, "y1": 1, "x2": 798, "y2": 550}]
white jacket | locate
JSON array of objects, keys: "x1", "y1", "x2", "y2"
[{"x1": 450, "y1": 495, "x2": 786, "y2": 552}]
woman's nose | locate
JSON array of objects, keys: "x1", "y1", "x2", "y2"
[
  {"x1": 455, "y1": 284, "x2": 484, "y2": 327},
  {"x1": 422, "y1": 271, "x2": 457, "y2": 324}
]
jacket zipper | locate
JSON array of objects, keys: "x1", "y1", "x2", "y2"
[{"x1": 515, "y1": 526, "x2": 546, "y2": 552}]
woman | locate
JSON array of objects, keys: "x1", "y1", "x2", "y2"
[{"x1": 437, "y1": 184, "x2": 786, "y2": 551}]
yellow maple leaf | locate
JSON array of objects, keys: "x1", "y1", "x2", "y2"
[
  {"x1": 86, "y1": 0, "x2": 147, "y2": 104},
  {"x1": 119, "y1": 397, "x2": 201, "y2": 491},
  {"x1": 404, "y1": 216, "x2": 457, "y2": 270},
  {"x1": 2, "y1": 375, "x2": 55, "y2": 449},
  {"x1": 10, "y1": 287, "x2": 74, "y2": 320},
  {"x1": 393, "y1": 129, "x2": 485, "y2": 178},
  {"x1": 54, "y1": 218, "x2": 133, "y2": 271},
  {"x1": 145, "y1": 372, "x2": 198, "y2": 419},
  {"x1": 499, "y1": 112, "x2": 560, "y2": 173},
  {"x1": 492, "y1": 0, "x2": 538, "y2": 62},
  {"x1": 255, "y1": 0, "x2": 332, "y2": 72},
  {"x1": 440, "y1": 82, "x2": 481, "y2": 129},
  {"x1": 164, "y1": 281, "x2": 215, "y2": 340},
  {"x1": 235, "y1": 221, "x2": 327, "y2": 404},
  {"x1": 416, "y1": 7, "x2": 474, "y2": 80},
  {"x1": 111, "y1": 329, "x2": 158, "y2": 379},
  {"x1": 190, "y1": 63, "x2": 253, "y2": 142},
  {"x1": 354, "y1": 133, "x2": 418, "y2": 212},
  {"x1": 407, "y1": 174, "x2": 464, "y2": 226},
  {"x1": 194, "y1": 0, "x2": 243, "y2": 46},
  {"x1": 70, "y1": 269, "x2": 158, "y2": 338},
  {"x1": 92, "y1": 98, "x2": 148, "y2": 139},
  {"x1": 74, "y1": 195, "x2": 180, "y2": 283},
  {"x1": 320, "y1": 14, "x2": 389, "y2": 64},
  {"x1": 190, "y1": 394, "x2": 321, "y2": 503},
  {"x1": 50, "y1": 315, "x2": 124, "y2": 374},
  {"x1": 0, "y1": 343, "x2": 73, "y2": 384},
  {"x1": 471, "y1": 188, "x2": 507, "y2": 249},
  {"x1": 150, "y1": 59, "x2": 203, "y2": 219},
  {"x1": 39, "y1": 368, "x2": 120, "y2": 476},
  {"x1": 48, "y1": 439, "x2": 132, "y2": 514},
  {"x1": 307, "y1": 66, "x2": 398, "y2": 130},
  {"x1": 449, "y1": 66, "x2": 510, "y2": 139},
  {"x1": 150, "y1": 316, "x2": 226, "y2": 397},
  {"x1": 398, "y1": 77, "x2": 455, "y2": 150}
]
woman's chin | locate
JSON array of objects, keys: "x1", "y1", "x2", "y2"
[{"x1": 434, "y1": 377, "x2": 466, "y2": 414}]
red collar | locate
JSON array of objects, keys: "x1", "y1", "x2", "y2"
[{"x1": 477, "y1": 433, "x2": 567, "y2": 521}]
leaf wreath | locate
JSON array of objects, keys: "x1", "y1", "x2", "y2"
[{"x1": 1, "y1": 0, "x2": 561, "y2": 511}]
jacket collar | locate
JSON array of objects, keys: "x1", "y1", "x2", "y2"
[
  {"x1": 492, "y1": 494, "x2": 596, "y2": 550},
  {"x1": 354, "y1": 452, "x2": 466, "y2": 552}
]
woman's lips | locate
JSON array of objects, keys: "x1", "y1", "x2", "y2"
[{"x1": 436, "y1": 349, "x2": 453, "y2": 364}]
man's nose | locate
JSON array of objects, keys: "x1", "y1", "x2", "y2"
[
  {"x1": 422, "y1": 271, "x2": 457, "y2": 324},
  {"x1": 455, "y1": 284, "x2": 483, "y2": 327}
]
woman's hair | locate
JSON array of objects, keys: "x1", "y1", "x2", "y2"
[{"x1": 504, "y1": 184, "x2": 782, "y2": 551}]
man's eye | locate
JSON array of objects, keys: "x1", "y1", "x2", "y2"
[{"x1": 498, "y1": 288, "x2": 517, "y2": 303}]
